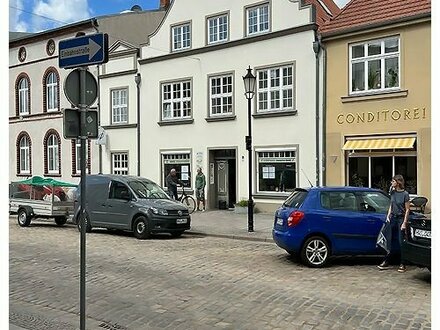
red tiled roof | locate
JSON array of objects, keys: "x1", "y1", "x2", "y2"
[
  {"x1": 320, "y1": 0, "x2": 431, "y2": 35},
  {"x1": 304, "y1": 0, "x2": 341, "y2": 27}
]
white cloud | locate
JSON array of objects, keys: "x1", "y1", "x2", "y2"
[
  {"x1": 31, "y1": 0, "x2": 91, "y2": 32},
  {"x1": 334, "y1": 0, "x2": 350, "y2": 8},
  {"x1": 9, "y1": 0, "x2": 29, "y2": 32}
]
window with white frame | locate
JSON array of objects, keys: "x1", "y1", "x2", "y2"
[
  {"x1": 172, "y1": 23, "x2": 191, "y2": 51},
  {"x1": 257, "y1": 65, "x2": 294, "y2": 112},
  {"x1": 46, "y1": 72, "x2": 58, "y2": 111},
  {"x1": 257, "y1": 149, "x2": 297, "y2": 193},
  {"x1": 47, "y1": 134, "x2": 59, "y2": 173},
  {"x1": 246, "y1": 3, "x2": 269, "y2": 36},
  {"x1": 111, "y1": 88, "x2": 128, "y2": 124},
  {"x1": 162, "y1": 81, "x2": 192, "y2": 120},
  {"x1": 18, "y1": 78, "x2": 29, "y2": 115},
  {"x1": 208, "y1": 14, "x2": 228, "y2": 44},
  {"x1": 162, "y1": 153, "x2": 192, "y2": 188},
  {"x1": 112, "y1": 152, "x2": 129, "y2": 175},
  {"x1": 209, "y1": 74, "x2": 233, "y2": 116},
  {"x1": 19, "y1": 136, "x2": 30, "y2": 174},
  {"x1": 350, "y1": 36, "x2": 400, "y2": 93}
]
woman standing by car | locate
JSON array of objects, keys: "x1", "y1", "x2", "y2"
[{"x1": 378, "y1": 174, "x2": 411, "y2": 272}]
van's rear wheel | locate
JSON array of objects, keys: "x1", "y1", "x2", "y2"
[
  {"x1": 17, "y1": 209, "x2": 31, "y2": 227},
  {"x1": 55, "y1": 216, "x2": 67, "y2": 226},
  {"x1": 133, "y1": 216, "x2": 150, "y2": 239}
]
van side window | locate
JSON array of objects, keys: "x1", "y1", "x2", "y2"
[{"x1": 109, "y1": 181, "x2": 130, "y2": 200}]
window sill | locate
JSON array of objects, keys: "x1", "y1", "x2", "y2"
[
  {"x1": 16, "y1": 173, "x2": 32, "y2": 177},
  {"x1": 44, "y1": 174, "x2": 61, "y2": 177},
  {"x1": 341, "y1": 89, "x2": 408, "y2": 103},
  {"x1": 158, "y1": 119, "x2": 194, "y2": 126},
  {"x1": 253, "y1": 192, "x2": 290, "y2": 200},
  {"x1": 205, "y1": 115, "x2": 236, "y2": 122},
  {"x1": 102, "y1": 123, "x2": 137, "y2": 129},
  {"x1": 253, "y1": 110, "x2": 297, "y2": 119}
]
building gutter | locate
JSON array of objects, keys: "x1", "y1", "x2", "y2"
[
  {"x1": 135, "y1": 73, "x2": 141, "y2": 176},
  {"x1": 312, "y1": 31, "x2": 328, "y2": 186},
  {"x1": 313, "y1": 32, "x2": 320, "y2": 186},
  {"x1": 321, "y1": 13, "x2": 431, "y2": 41},
  {"x1": 320, "y1": 35, "x2": 327, "y2": 186}
]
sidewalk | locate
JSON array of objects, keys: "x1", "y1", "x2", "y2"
[{"x1": 187, "y1": 209, "x2": 275, "y2": 242}]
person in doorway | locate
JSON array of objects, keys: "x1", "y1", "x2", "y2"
[
  {"x1": 195, "y1": 167, "x2": 206, "y2": 211},
  {"x1": 166, "y1": 168, "x2": 182, "y2": 200},
  {"x1": 377, "y1": 174, "x2": 410, "y2": 272}
]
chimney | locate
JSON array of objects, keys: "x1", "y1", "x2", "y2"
[{"x1": 160, "y1": 0, "x2": 170, "y2": 9}]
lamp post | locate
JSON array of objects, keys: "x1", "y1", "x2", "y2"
[
  {"x1": 243, "y1": 66, "x2": 256, "y2": 232},
  {"x1": 135, "y1": 73, "x2": 141, "y2": 176}
]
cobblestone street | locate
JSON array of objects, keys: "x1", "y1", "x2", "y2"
[{"x1": 9, "y1": 219, "x2": 431, "y2": 329}]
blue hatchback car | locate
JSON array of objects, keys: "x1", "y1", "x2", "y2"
[{"x1": 273, "y1": 186, "x2": 399, "y2": 267}]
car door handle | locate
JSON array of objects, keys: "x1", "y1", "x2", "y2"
[
  {"x1": 323, "y1": 216, "x2": 331, "y2": 221},
  {"x1": 367, "y1": 219, "x2": 376, "y2": 223},
  {"x1": 101, "y1": 204, "x2": 106, "y2": 207},
  {"x1": 108, "y1": 205, "x2": 113, "y2": 208}
]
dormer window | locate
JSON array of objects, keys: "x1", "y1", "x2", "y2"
[
  {"x1": 246, "y1": 3, "x2": 270, "y2": 36},
  {"x1": 172, "y1": 22, "x2": 191, "y2": 51}
]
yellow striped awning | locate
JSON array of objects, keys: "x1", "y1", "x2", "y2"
[{"x1": 342, "y1": 137, "x2": 416, "y2": 150}]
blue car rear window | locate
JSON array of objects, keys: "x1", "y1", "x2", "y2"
[{"x1": 284, "y1": 190, "x2": 308, "y2": 208}]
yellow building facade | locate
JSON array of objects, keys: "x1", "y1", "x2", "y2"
[{"x1": 323, "y1": 18, "x2": 431, "y2": 208}]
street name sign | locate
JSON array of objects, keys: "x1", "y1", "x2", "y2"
[{"x1": 59, "y1": 33, "x2": 108, "y2": 69}]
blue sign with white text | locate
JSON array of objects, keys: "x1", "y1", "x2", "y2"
[{"x1": 59, "y1": 33, "x2": 108, "y2": 69}]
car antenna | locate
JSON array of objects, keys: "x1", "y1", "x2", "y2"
[{"x1": 301, "y1": 169, "x2": 314, "y2": 187}]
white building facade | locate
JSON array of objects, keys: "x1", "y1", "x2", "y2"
[
  {"x1": 9, "y1": 7, "x2": 167, "y2": 184},
  {"x1": 130, "y1": 0, "x2": 330, "y2": 212},
  {"x1": 9, "y1": 23, "x2": 98, "y2": 184}
]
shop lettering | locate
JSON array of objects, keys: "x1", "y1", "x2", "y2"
[{"x1": 337, "y1": 107, "x2": 427, "y2": 124}]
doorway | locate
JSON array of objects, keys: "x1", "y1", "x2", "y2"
[{"x1": 208, "y1": 148, "x2": 237, "y2": 209}]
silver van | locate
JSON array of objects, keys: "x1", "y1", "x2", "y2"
[{"x1": 73, "y1": 174, "x2": 190, "y2": 239}]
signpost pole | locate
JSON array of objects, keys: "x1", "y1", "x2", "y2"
[{"x1": 79, "y1": 66, "x2": 87, "y2": 330}]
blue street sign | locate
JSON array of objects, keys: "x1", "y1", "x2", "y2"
[{"x1": 59, "y1": 33, "x2": 108, "y2": 69}]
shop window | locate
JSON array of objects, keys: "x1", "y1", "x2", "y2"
[
  {"x1": 257, "y1": 150, "x2": 297, "y2": 193},
  {"x1": 348, "y1": 154, "x2": 417, "y2": 194},
  {"x1": 162, "y1": 153, "x2": 191, "y2": 188}
]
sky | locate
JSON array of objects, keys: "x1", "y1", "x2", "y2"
[
  {"x1": 8, "y1": 0, "x2": 351, "y2": 33},
  {"x1": 9, "y1": 0, "x2": 162, "y2": 32}
]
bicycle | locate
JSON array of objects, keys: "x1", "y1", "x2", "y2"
[{"x1": 177, "y1": 184, "x2": 196, "y2": 214}]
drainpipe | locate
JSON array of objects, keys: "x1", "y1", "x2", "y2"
[
  {"x1": 313, "y1": 34, "x2": 321, "y2": 186},
  {"x1": 320, "y1": 36, "x2": 327, "y2": 186},
  {"x1": 135, "y1": 72, "x2": 141, "y2": 176},
  {"x1": 91, "y1": 19, "x2": 102, "y2": 175}
]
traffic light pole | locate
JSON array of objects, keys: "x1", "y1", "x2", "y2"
[{"x1": 79, "y1": 66, "x2": 87, "y2": 330}]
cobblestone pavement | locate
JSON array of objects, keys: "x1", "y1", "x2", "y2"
[{"x1": 9, "y1": 219, "x2": 431, "y2": 330}]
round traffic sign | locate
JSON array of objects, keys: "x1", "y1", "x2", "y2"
[{"x1": 64, "y1": 69, "x2": 98, "y2": 107}]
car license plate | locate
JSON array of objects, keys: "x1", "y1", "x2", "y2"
[
  {"x1": 176, "y1": 218, "x2": 187, "y2": 224},
  {"x1": 414, "y1": 228, "x2": 431, "y2": 239},
  {"x1": 276, "y1": 218, "x2": 284, "y2": 225}
]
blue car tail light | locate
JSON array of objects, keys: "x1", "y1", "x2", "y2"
[{"x1": 287, "y1": 210, "x2": 305, "y2": 227}]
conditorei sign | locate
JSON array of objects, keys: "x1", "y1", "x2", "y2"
[{"x1": 337, "y1": 107, "x2": 428, "y2": 125}]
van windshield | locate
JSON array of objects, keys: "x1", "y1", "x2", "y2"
[{"x1": 128, "y1": 180, "x2": 169, "y2": 199}]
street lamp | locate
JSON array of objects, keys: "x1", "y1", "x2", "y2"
[
  {"x1": 243, "y1": 66, "x2": 256, "y2": 232},
  {"x1": 135, "y1": 72, "x2": 141, "y2": 176}
]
